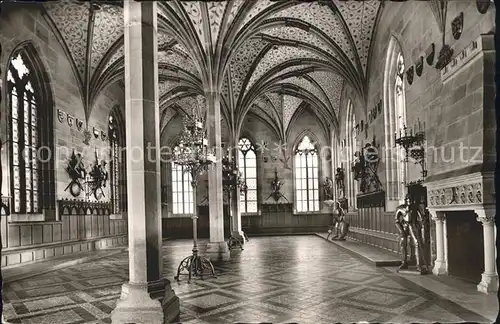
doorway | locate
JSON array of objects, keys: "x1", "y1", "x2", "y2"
[{"x1": 446, "y1": 211, "x2": 484, "y2": 283}]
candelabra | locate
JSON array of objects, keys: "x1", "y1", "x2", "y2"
[
  {"x1": 394, "y1": 119, "x2": 427, "y2": 182},
  {"x1": 222, "y1": 153, "x2": 247, "y2": 250},
  {"x1": 173, "y1": 108, "x2": 217, "y2": 283}
]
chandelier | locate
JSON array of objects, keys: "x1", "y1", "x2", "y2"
[
  {"x1": 173, "y1": 105, "x2": 217, "y2": 283},
  {"x1": 221, "y1": 152, "x2": 246, "y2": 193},
  {"x1": 172, "y1": 107, "x2": 216, "y2": 178}
]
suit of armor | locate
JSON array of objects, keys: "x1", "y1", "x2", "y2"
[
  {"x1": 395, "y1": 196, "x2": 428, "y2": 274},
  {"x1": 328, "y1": 202, "x2": 349, "y2": 240}
]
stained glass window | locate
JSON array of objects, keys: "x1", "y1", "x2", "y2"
[
  {"x1": 8, "y1": 53, "x2": 40, "y2": 214},
  {"x1": 238, "y1": 138, "x2": 257, "y2": 213},
  {"x1": 171, "y1": 157, "x2": 194, "y2": 215},
  {"x1": 294, "y1": 136, "x2": 319, "y2": 212}
]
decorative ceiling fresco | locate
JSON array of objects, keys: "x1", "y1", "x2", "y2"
[
  {"x1": 43, "y1": 0, "x2": 124, "y2": 121},
  {"x1": 39, "y1": 0, "x2": 384, "y2": 139},
  {"x1": 282, "y1": 94, "x2": 303, "y2": 134}
]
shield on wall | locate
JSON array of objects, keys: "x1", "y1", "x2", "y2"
[
  {"x1": 426, "y1": 43, "x2": 435, "y2": 66},
  {"x1": 415, "y1": 56, "x2": 424, "y2": 77},
  {"x1": 406, "y1": 66, "x2": 414, "y2": 85},
  {"x1": 476, "y1": 0, "x2": 490, "y2": 14},
  {"x1": 452, "y1": 12, "x2": 463, "y2": 40},
  {"x1": 67, "y1": 114, "x2": 74, "y2": 127},
  {"x1": 76, "y1": 118, "x2": 83, "y2": 131},
  {"x1": 57, "y1": 109, "x2": 65, "y2": 123}
]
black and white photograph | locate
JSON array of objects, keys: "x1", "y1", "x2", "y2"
[{"x1": 0, "y1": 0, "x2": 498, "y2": 323}]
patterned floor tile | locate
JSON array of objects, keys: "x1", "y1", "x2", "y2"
[
  {"x1": 342, "y1": 287, "x2": 417, "y2": 308},
  {"x1": 3, "y1": 236, "x2": 493, "y2": 323}
]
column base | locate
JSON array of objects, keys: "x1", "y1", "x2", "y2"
[
  {"x1": 477, "y1": 272, "x2": 499, "y2": 294},
  {"x1": 206, "y1": 241, "x2": 230, "y2": 261},
  {"x1": 156, "y1": 279, "x2": 181, "y2": 323},
  {"x1": 432, "y1": 260, "x2": 447, "y2": 275},
  {"x1": 111, "y1": 280, "x2": 180, "y2": 324}
]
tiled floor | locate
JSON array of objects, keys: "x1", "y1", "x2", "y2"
[{"x1": 3, "y1": 236, "x2": 496, "y2": 323}]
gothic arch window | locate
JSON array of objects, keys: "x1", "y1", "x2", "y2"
[
  {"x1": 383, "y1": 38, "x2": 407, "y2": 207},
  {"x1": 238, "y1": 137, "x2": 257, "y2": 213},
  {"x1": 108, "y1": 107, "x2": 127, "y2": 214},
  {"x1": 171, "y1": 147, "x2": 194, "y2": 215},
  {"x1": 345, "y1": 100, "x2": 357, "y2": 210},
  {"x1": 7, "y1": 50, "x2": 54, "y2": 215},
  {"x1": 394, "y1": 52, "x2": 407, "y2": 196},
  {"x1": 294, "y1": 135, "x2": 319, "y2": 212}
]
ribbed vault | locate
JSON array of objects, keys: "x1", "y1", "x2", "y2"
[{"x1": 39, "y1": 0, "x2": 384, "y2": 138}]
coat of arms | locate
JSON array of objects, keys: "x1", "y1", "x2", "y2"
[
  {"x1": 76, "y1": 118, "x2": 83, "y2": 131},
  {"x1": 452, "y1": 12, "x2": 463, "y2": 40},
  {"x1": 57, "y1": 109, "x2": 65, "y2": 123},
  {"x1": 406, "y1": 66, "x2": 414, "y2": 85},
  {"x1": 67, "y1": 114, "x2": 74, "y2": 127}
]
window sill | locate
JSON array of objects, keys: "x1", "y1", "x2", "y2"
[
  {"x1": 169, "y1": 214, "x2": 196, "y2": 218},
  {"x1": 10, "y1": 209, "x2": 56, "y2": 222},
  {"x1": 293, "y1": 211, "x2": 326, "y2": 216},
  {"x1": 241, "y1": 212, "x2": 260, "y2": 217},
  {"x1": 110, "y1": 212, "x2": 127, "y2": 220}
]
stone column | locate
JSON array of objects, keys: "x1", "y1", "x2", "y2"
[
  {"x1": 231, "y1": 146, "x2": 244, "y2": 242},
  {"x1": 429, "y1": 210, "x2": 447, "y2": 275},
  {"x1": 205, "y1": 91, "x2": 230, "y2": 260},
  {"x1": 111, "y1": 2, "x2": 179, "y2": 323},
  {"x1": 475, "y1": 208, "x2": 498, "y2": 293}
]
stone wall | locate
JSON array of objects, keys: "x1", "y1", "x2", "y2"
[
  {"x1": 0, "y1": 5, "x2": 127, "y2": 266},
  {"x1": 161, "y1": 104, "x2": 333, "y2": 235},
  {"x1": 337, "y1": 2, "x2": 495, "y2": 256},
  {"x1": 348, "y1": 1, "x2": 495, "y2": 189}
]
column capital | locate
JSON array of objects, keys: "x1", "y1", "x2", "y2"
[
  {"x1": 428, "y1": 209, "x2": 446, "y2": 221},
  {"x1": 475, "y1": 208, "x2": 495, "y2": 225}
]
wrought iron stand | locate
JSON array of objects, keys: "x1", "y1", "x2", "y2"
[
  {"x1": 174, "y1": 179, "x2": 216, "y2": 283},
  {"x1": 226, "y1": 189, "x2": 243, "y2": 250}
]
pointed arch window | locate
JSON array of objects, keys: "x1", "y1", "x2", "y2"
[
  {"x1": 345, "y1": 100, "x2": 358, "y2": 210},
  {"x1": 395, "y1": 52, "x2": 407, "y2": 197},
  {"x1": 238, "y1": 138, "x2": 257, "y2": 213},
  {"x1": 294, "y1": 136, "x2": 319, "y2": 212},
  {"x1": 172, "y1": 147, "x2": 194, "y2": 215},
  {"x1": 108, "y1": 108, "x2": 127, "y2": 215},
  {"x1": 7, "y1": 53, "x2": 41, "y2": 214}
]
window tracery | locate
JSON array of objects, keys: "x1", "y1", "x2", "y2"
[
  {"x1": 8, "y1": 53, "x2": 41, "y2": 214},
  {"x1": 171, "y1": 148, "x2": 194, "y2": 215},
  {"x1": 238, "y1": 138, "x2": 257, "y2": 213},
  {"x1": 294, "y1": 135, "x2": 319, "y2": 212}
]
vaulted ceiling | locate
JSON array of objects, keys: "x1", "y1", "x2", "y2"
[{"x1": 39, "y1": 0, "x2": 383, "y2": 139}]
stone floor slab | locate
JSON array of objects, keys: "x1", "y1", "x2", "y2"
[{"x1": 3, "y1": 235, "x2": 495, "y2": 323}]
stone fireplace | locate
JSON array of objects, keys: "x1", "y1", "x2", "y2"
[{"x1": 425, "y1": 170, "x2": 497, "y2": 293}]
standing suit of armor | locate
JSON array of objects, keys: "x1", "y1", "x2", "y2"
[
  {"x1": 328, "y1": 202, "x2": 349, "y2": 240},
  {"x1": 395, "y1": 196, "x2": 428, "y2": 274}
]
